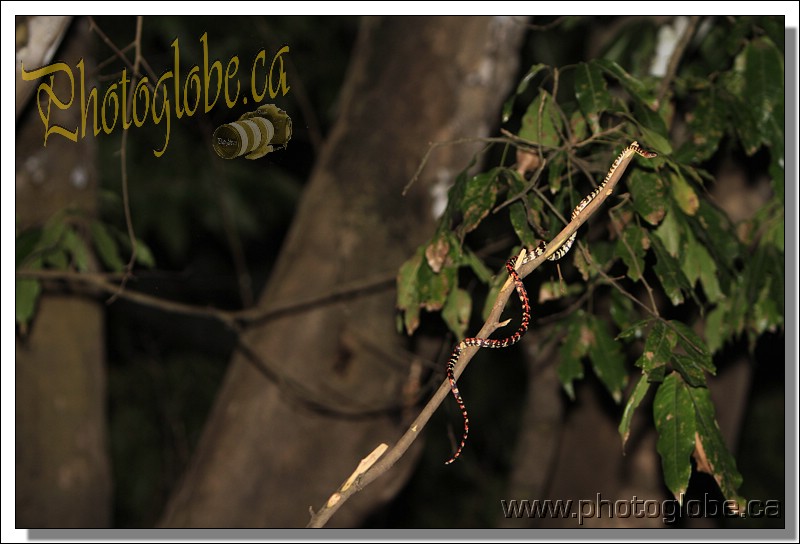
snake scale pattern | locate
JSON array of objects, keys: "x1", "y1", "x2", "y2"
[{"x1": 445, "y1": 141, "x2": 657, "y2": 464}]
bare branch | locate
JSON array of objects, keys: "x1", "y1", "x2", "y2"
[
  {"x1": 402, "y1": 136, "x2": 538, "y2": 196},
  {"x1": 15, "y1": 268, "x2": 396, "y2": 328},
  {"x1": 107, "y1": 16, "x2": 145, "y2": 303},
  {"x1": 656, "y1": 16, "x2": 702, "y2": 106}
]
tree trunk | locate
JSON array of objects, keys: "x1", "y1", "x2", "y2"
[
  {"x1": 161, "y1": 16, "x2": 527, "y2": 527},
  {"x1": 15, "y1": 17, "x2": 111, "y2": 527}
]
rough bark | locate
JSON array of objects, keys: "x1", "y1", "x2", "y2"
[
  {"x1": 160, "y1": 16, "x2": 527, "y2": 528},
  {"x1": 15, "y1": 17, "x2": 111, "y2": 527}
]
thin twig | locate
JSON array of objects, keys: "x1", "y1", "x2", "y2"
[
  {"x1": 530, "y1": 185, "x2": 569, "y2": 226},
  {"x1": 607, "y1": 208, "x2": 659, "y2": 314},
  {"x1": 573, "y1": 122, "x2": 627, "y2": 149},
  {"x1": 656, "y1": 16, "x2": 702, "y2": 106},
  {"x1": 107, "y1": 16, "x2": 144, "y2": 303},
  {"x1": 498, "y1": 128, "x2": 562, "y2": 160},
  {"x1": 493, "y1": 155, "x2": 547, "y2": 213},
  {"x1": 402, "y1": 136, "x2": 539, "y2": 195},
  {"x1": 88, "y1": 16, "x2": 158, "y2": 83},
  {"x1": 584, "y1": 248, "x2": 661, "y2": 320},
  {"x1": 95, "y1": 42, "x2": 135, "y2": 73}
]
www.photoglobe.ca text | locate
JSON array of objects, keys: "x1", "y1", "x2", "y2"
[{"x1": 500, "y1": 494, "x2": 781, "y2": 525}]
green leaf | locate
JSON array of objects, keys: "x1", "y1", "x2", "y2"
[
  {"x1": 509, "y1": 202, "x2": 538, "y2": 250},
  {"x1": 765, "y1": 211, "x2": 784, "y2": 253},
  {"x1": 396, "y1": 250, "x2": 423, "y2": 334},
  {"x1": 62, "y1": 229, "x2": 91, "y2": 272},
  {"x1": 43, "y1": 248, "x2": 68, "y2": 269},
  {"x1": 635, "y1": 320, "x2": 676, "y2": 375},
  {"x1": 726, "y1": 36, "x2": 785, "y2": 157},
  {"x1": 417, "y1": 259, "x2": 455, "y2": 312},
  {"x1": 586, "y1": 316, "x2": 627, "y2": 403},
  {"x1": 425, "y1": 231, "x2": 452, "y2": 273},
  {"x1": 752, "y1": 277, "x2": 783, "y2": 335},
  {"x1": 743, "y1": 238, "x2": 781, "y2": 306},
  {"x1": 569, "y1": 109, "x2": 588, "y2": 142},
  {"x1": 558, "y1": 312, "x2": 588, "y2": 400},
  {"x1": 403, "y1": 304, "x2": 420, "y2": 337},
  {"x1": 669, "y1": 171, "x2": 699, "y2": 216},
  {"x1": 671, "y1": 354, "x2": 707, "y2": 387},
  {"x1": 39, "y1": 214, "x2": 67, "y2": 250},
  {"x1": 633, "y1": 102, "x2": 673, "y2": 155},
  {"x1": 723, "y1": 276, "x2": 749, "y2": 339},
  {"x1": 653, "y1": 372, "x2": 696, "y2": 501},
  {"x1": 16, "y1": 228, "x2": 42, "y2": 267},
  {"x1": 653, "y1": 207, "x2": 682, "y2": 257},
  {"x1": 502, "y1": 63, "x2": 548, "y2": 122},
  {"x1": 609, "y1": 288, "x2": 636, "y2": 333},
  {"x1": 616, "y1": 318, "x2": 652, "y2": 342},
  {"x1": 504, "y1": 167, "x2": 528, "y2": 194},
  {"x1": 638, "y1": 127, "x2": 672, "y2": 158},
  {"x1": 681, "y1": 86, "x2": 726, "y2": 162},
  {"x1": 681, "y1": 232, "x2": 723, "y2": 303},
  {"x1": 615, "y1": 224, "x2": 648, "y2": 282},
  {"x1": 619, "y1": 373, "x2": 651, "y2": 451},
  {"x1": 547, "y1": 151, "x2": 565, "y2": 193},
  {"x1": 439, "y1": 160, "x2": 476, "y2": 227},
  {"x1": 688, "y1": 200, "x2": 741, "y2": 274},
  {"x1": 457, "y1": 169, "x2": 499, "y2": 236},
  {"x1": 741, "y1": 36, "x2": 784, "y2": 154},
  {"x1": 16, "y1": 277, "x2": 42, "y2": 330},
  {"x1": 90, "y1": 221, "x2": 124, "y2": 273},
  {"x1": 594, "y1": 59, "x2": 657, "y2": 109},
  {"x1": 628, "y1": 170, "x2": 667, "y2": 226},
  {"x1": 574, "y1": 61, "x2": 611, "y2": 133},
  {"x1": 726, "y1": 95, "x2": 759, "y2": 158},
  {"x1": 669, "y1": 320, "x2": 714, "y2": 375},
  {"x1": 705, "y1": 304, "x2": 727, "y2": 354},
  {"x1": 134, "y1": 238, "x2": 156, "y2": 269},
  {"x1": 756, "y1": 15, "x2": 785, "y2": 50},
  {"x1": 688, "y1": 386, "x2": 745, "y2": 508},
  {"x1": 647, "y1": 362, "x2": 667, "y2": 384},
  {"x1": 519, "y1": 90, "x2": 563, "y2": 147},
  {"x1": 651, "y1": 236, "x2": 693, "y2": 306},
  {"x1": 442, "y1": 287, "x2": 471, "y2": 340}
]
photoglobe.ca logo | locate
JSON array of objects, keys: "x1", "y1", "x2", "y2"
[
  {"x1": 19, "y1": 32, "x2": 290, "y2": 157},
  {"x1": 501, "y1": 493, "x2": 782, "y2": 525}
]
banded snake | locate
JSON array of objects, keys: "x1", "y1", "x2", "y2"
[{"x1": 445, "y1": 141, "x2": 657, "y2": 465}]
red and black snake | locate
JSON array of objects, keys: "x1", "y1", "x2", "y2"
[{"x1": 445, "y1": 141, "x2": 657, "y2": 465}]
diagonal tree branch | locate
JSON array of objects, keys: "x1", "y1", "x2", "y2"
[{"x1": 306, "y1": 142, "x2": 652, "y2": 528}]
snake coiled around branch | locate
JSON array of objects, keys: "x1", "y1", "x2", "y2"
[{"x1": 445, "y1": 141, "x2": 657, "y2": 465}]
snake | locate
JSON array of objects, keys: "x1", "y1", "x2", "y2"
[{"x1": 445, "y1": 141, "x2": 657, "y2": 465}]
